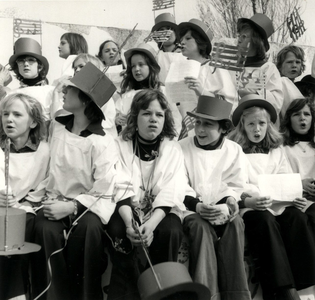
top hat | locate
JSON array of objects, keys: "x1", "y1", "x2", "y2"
[
  {"x1": 232, "y1": 94, "x2": 277, "y2": 126},
  {"x1": 238, "y1": 13, "x2": 274, "y2": 51},
  {"x1": 63, "y1": 62, "x2": 116, "y2": 118},
  {"x1": 0, "y1": 207, "x2": 41, "y2": 255},
  {"x1": 187, "y1": 95, "x2": 232, "y2": 123},
  {"x1": 9, "y1": 38, "x2": 49, "y2": 74},
  {"x1": 178, "y1": 19, "x2": 213, "y2": 54},
  {"x1": 295, "y1": 75, "x2": 315, "y2": 90},
  {"x1": 138, "y1": 262, "x2": 210, "y2": 300},
  {"x1": 151, "y1": 13, "x2": 178, "y2": 33},
  {"x1": 124, "y1": 43, "x2": 160, "y2": 71}
]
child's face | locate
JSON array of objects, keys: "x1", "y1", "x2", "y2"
[
  {"x1": 194, "y1": 117, "x2": 224, "y2": 146},
  {"x1": 279, "y1": 51, "x2": 302, "y2": 80},
  {"x1": 180, "y1": 30, "x2": 199, "y2": 59},
  {"x1": 101, "y1": 42, "x2": 119, "y2": 66},
  {"x1": 237, "y1": 28, "x2": 255, "y2": 55},
  {"x1": 2, "y1": 99, "x2": 35, "y2": 143},
  {"x1": 243, "y1": 111, "x2": 268, "y2": 143},
  {"x1": 137, "y1": 99, "x2": 165, "y2": 141},
  {"x1": 16, "y1": 56, "x2": 39, "y2": 79},
  {"x1": 131, "y1": 54, "x2": 150, "y2": 82},
  {"x1": 73, "y1": 57, "x2": 86, "y2": 74},
  {"x1": 62, "y1": 86, "x2": 85, "y2": 113},
  {"x1": 58, "y1": 38, "x2": 71, "y2": 59},
  {"x1": 290, "y1": 104, "x2": 312, "y2": 135}
]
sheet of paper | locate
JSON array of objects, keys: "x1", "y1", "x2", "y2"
[{"x1": 258, "y1": 173, "x2": 302, "y2": 201}]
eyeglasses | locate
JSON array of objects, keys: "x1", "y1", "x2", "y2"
[{"x1": 16, "y1": 57, "x2": 38, "y2": 66}]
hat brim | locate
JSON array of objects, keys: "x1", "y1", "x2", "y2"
[
  {"x1": 295, "y1": 81, "x2": 315, "y2": 88},
  {"x1": 0, "y1": 242, "x2": 41, "y2": 256},
  {"x1": 9, "y1": 52, "x2": 49, "y2": 75},
  {"x1": 152, "y1": 21, "x2": 178, "y2": 34},
  {"x1": 124, "y1": 48, "x2": 160, "y2": 71},
  {"x1": 187, "y1": 111, "x2": 232, "y2": 123},
  {"x1": 178, "y1": 22, "x2": 212, "y2": 54},
  {"x1": 238, "y1": 18, "x2": 270, "y2": 51},
  {"x1": 232, "y1": 98, "x2": 277, "y2": 126}
]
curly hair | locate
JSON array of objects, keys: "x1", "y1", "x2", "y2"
[
  {"x1": 280, "y1": 98, "x2": 315, "y2": 148},
  {"x1": 120, "y1": 52, "x2": 161, "y2": 94},
  {"x1": 179, "y1": 27, "x2": 210, "y2": 58},
  {"x1": 11, "y1": 55, "x2": 47, "y2": 82},
  {"x1": 121, "y1": 89, "x2": 176, "y2": 141},
  {"x1": 0, "y1": 93, "x2": 47, "y2": 143},
  {"x1": 237, "y1": 21, "x2": 267, "y2": 61},
  {"x1": 60, "y1": 32, "x2": 88, "y2": 55},
  {"x1": 229, "y1": 106, "x2": 282, "y2": 150},
  {"x1": 276, "y1": 45, "x2": 306, "y2": 77}
]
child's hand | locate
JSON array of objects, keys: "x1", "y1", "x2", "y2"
[
  {"x1": 302, "y1": 178, "x2": 315, "y2": 196},
  {"x1": 184, "y1": 76, "x2": 202, "y2": 96},
  {"x1": 245, "y1": 196, "x2": 272, "y2": 211},
  {"x1": 115, "y1": 113, "x2": 127, "y2": 126},
  {"x1": 42, "y1": 200, "x2": 74, "y2": 220},
  {"x1": 196, "y1": 203, "x2": 222, "y2": 222},
  {"x1": 226, "y1": 196, "x2": 239, "y2": 216},
  {"x1": 0, "y1": 187, "x2": 16, "y2": 207},
  {"x1": 293, "y1": 197, "x2": 307, "y2": 210},
  {"x1": 126, "y1": 226, "x2": 142, "y2": 246}
]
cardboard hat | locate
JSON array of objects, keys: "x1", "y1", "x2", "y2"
[
  {"x1": 138, "y1": 262, "x2": 210, "y2": 300},
  {"x1": 63, "y1": 62, "x2": 116, "y2": 118},
  {"x1": 295, "y1": 75, "x2": 315, "y2": 89},
  {"x1": 232, "y1": 94, "x2": 277, "y2": 126},
  {"x1": 9, "y1": 38, "x2": 49, "y2": 74},
  {"x1": 238, "y1": 13, "x2": 274, "y2": 51},
  {"x1": 151, "y1": 13, "x2": 178, "y2": 33},
  {"x1": 124, "y1": 43, "x2": 160, "y2": 71},
  {"x1": 0, "y1": 207, "x2": 41, "y2": 255},
  {"x1": 187, "y1": 95, "x2": 233, "y2": 123},
  {"x1": 178, "y1": 19, "x2": 213, "y2": 54}
]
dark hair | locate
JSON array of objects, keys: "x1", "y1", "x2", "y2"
[
  {"x1": 96, "y1": 40, "x2": 124, "y2": 67},
  {"x1": 276, "y1": 45, "x2": 306, "y2": 76},
  {"x1": 11, "y1": 55, "x2": 47, "y2": 82},
  {"x1": 218, "y1": 119, "x2": 233, "y2": 136},
  {"x1": 121, "y1": 89, "x2": 176, "y2": 141},
  {"x1": 61, "y1": 33, "x2": 88, "y2": 55},
  {"x1": 179, "y1": 27, "x2": 209, "y2": 58},
  {"x1": 280, "y1": 98, "x2": 315, "y2": 147},
  {"x1": 76, "y1": 90, "x2": 104, "y2": 123},
  {"x1": 0, "y1": 93, "x2": 46, "y2": 143},
  {"x1": 237, "y1": 21, "x2": 266, "y2": 60},
  {"x1": 120, "y1": 52, "x2": 161, "y2": 94}
]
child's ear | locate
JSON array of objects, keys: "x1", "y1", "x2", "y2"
[{"x1": 30, "y1": 121, "x2": 38, "y2": 129}]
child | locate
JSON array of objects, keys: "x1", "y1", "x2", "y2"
[
  {"x1": 229, "y1": 94, "x2": 315, "y2": 300},
  {"x1": 97, "y1": 40, "x2": 125, "y2": 67},
  {"x1": 115, "y1": 43, "x2": 181, "y2": 135},
  {"x1": 29, "y1": 63, "x2": 118, "y2": 300},
  {"x1": 107, "y1": 89, "x2": 186, "y2": 300},
  {"x1": 179, "y1": 95, "x2": 251, "y2": 300},
  {"x1": 235, "y1": 14, "x2": 283, "y2": 123},
  {"x1": 58, "y1": 32, "x2": 88, "y2": 78},
  {"x1": 7, "y1": 38, "x2": 60, "y2": 122},
  {"x1": 276, "y1": 45, "x2": 305, "y2": 119},
  {"x1": 0, "y1": 93, "x2": 49, "y2": 300},
  {"x1": 280, "y1": 97, "x2": 315, "y2": 230}
]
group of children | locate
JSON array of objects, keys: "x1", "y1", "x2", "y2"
[{"x1": 0, "y1": 10, "x2": 315, "y2": 300}]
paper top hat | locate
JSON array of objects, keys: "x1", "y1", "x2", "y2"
[
  {"x1": 124, "y1": 43, "x2": 160, "y2": 71},
  {"x1": 232, "y1": 94, "x2": 277, "y2": 126},
  {"x1": 238, "y1": 13, "x2": 274, "y2": 51},
  {"x1": 9, "y1": 38, "x2": 49, "y2": 74},
  {"x1": 0, "y1": 207, "x2": 41, "y2": 255},
  {"x1": 63, "y1": 62, "x2": 116, "y2": 118},
  {"x1": 187, "y1": 95, "x2": 232, "y2": 123},
  {"x1": 178, "y1": 19, "x2": 213, "y2": 54},
  {"x1": 151, "y1": 13, "x2": 178, "y2": 33},
  {"x1": 295, "y1": 75, "x2": 315, "y2": 89},
  {"x1": 138, "y1": 262, "x2": 210, "y2": 300}
]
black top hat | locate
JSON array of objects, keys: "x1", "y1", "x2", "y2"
[
  {"x1": 178, "y1": 19, "x2": 213, "y2": 54},
  {"x1": 9, "y1": 38, "x2": 49, "y2": 74},
  {"x1": 295, "y1": 75, "x2": 315, "y2": 89},
  {"x1": 232, "y1": 94, "x2": 277, "y2": 126},
  {"x1": 151, "y1": 13, "x2": 178, "y2": 33},
  {"x1": 63, "y1": 62, "x2": 116, "y2": 118},
  {"x1": 238, "y1": 13, "x2": 274, "y2": 51}
]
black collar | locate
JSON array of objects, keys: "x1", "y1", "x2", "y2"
[
  {"x1": 55, "y1": 114, "x2": 105, "y2": 137},
  {"x1": 193, "y1": 135, "x2": 224, "y2": 151}
]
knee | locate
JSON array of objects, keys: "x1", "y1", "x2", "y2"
[{"x1": 184, "y1": 214, "x2": 212, "y2": 237}]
